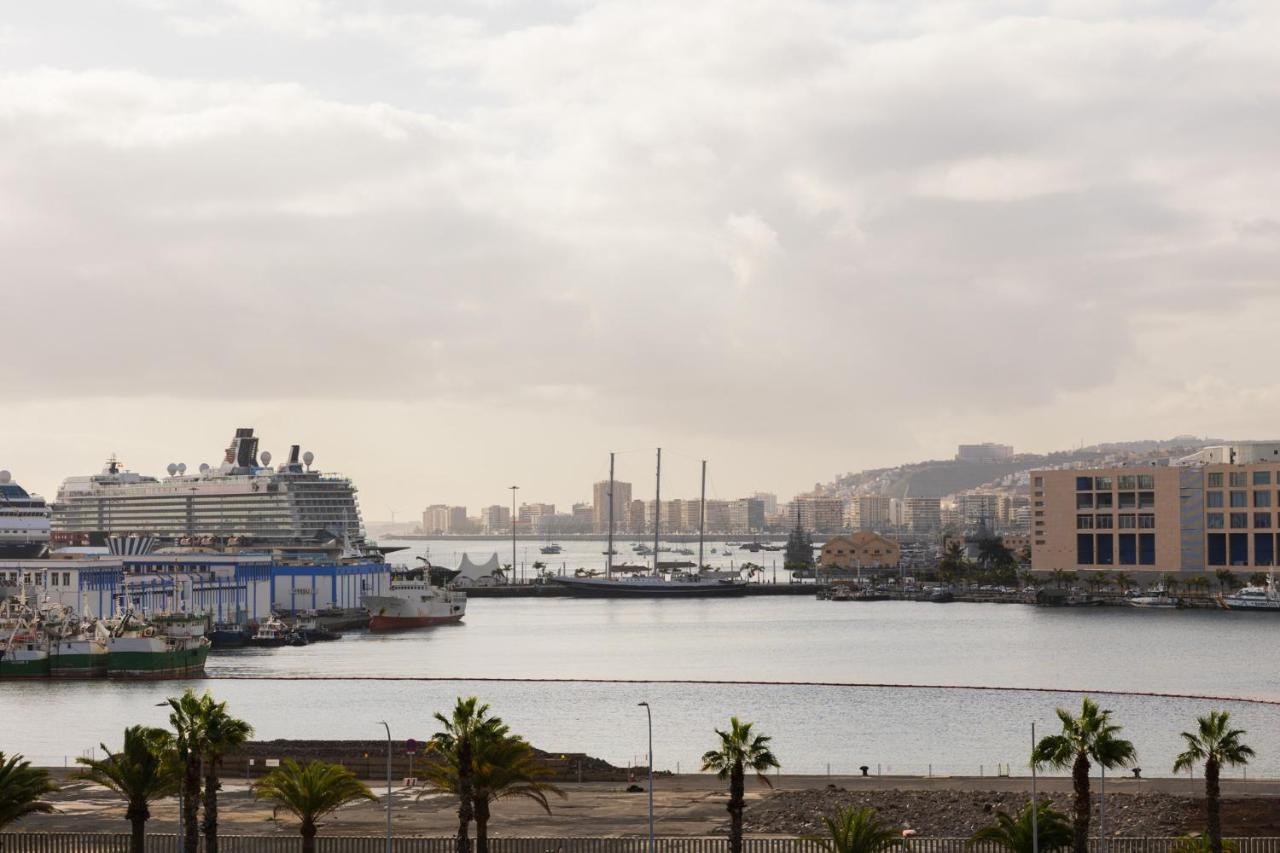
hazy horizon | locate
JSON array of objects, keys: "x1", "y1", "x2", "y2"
[{"x1": 4, "y1": 1, "x2": 1279, "y2": 514}]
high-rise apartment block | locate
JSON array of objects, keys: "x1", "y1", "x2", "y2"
[
  {"x1": 422, "y1": 504, "x2": 468, "y2": 534},
  {"x1": 479, "y1": 504, "x2": 512, "y2": 533},
  {"x1": 593, "y1": 480, "x2": 633, "y2": 533},
  {"x1": 903, "y1": 497, "x2": 942, "y2": 533}
]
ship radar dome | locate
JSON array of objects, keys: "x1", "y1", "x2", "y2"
[
  {"x1": 177, "y1": 462, "x2": 187, "y2": 475},
  {"x1": 260, "y1": 451, "x2": 272, "y2": 466},
  {"x1": 167, "y1": 463, "x2": 178, "y2": 476},
  {"x1": 303, "y1": 451, "x2": 315, "y2": 469},
  {"x1": 0, "y1": 470, "x2": 10, "y2": 484},
  {"x1": 199, "y1": 463, "x2": 210, "y2": 474}
]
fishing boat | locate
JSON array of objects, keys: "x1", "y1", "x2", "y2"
[
  {"x1": 293, "y1": 613, "x2": 342, "y2": 642},
  {"x1": 362, "y1": 565, "x2": 467, "y2": 631},
  {"x1": 42, "y1": 604, "x2": 109, "y2": 678},
  {"x1": 1223, "y1": 573, "x2": 1280, "y2": 611},
  {"x1": 106, "y1": 609, "x2": 210, "y2": 678}
]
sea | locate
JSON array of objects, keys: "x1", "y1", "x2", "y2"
[{"x1": 3, "y1": 538, "x2": 1279, "y2": 778}]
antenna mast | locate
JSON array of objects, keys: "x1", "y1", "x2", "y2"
[
  {"x1": 698, "y1": 459, "x2": 706, "y2": 574},
  {"x1": 653, "y1": 448, "x2": 662, "y2": 576},
  {"x1": 607, "y1": 452, "x2": 615, "y2": 579}
]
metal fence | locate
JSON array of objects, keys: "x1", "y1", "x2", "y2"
[{"x1": 5, "y1": 838, "x2": 1280, "y2": 853}]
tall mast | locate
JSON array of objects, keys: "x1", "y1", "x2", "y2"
[
  {"x1": 607, "y1": 451, "x2": 615, "y2": 580},
  {"x1": 653, "y1": 448, "x2": 662, "y2": 576},
  {"x1": 698, "y1": 459, "x2": 706, "y2": 574}
]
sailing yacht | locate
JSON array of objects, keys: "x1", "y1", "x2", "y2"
[{"x1": 555, "y1": 450, "x2": 748, "y2": 598}]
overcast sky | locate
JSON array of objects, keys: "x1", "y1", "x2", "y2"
[{"x1": 3, "y1": 1, "x2": 1279, "y2": 517}]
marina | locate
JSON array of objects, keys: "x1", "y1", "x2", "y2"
[{"x1": 7, "y1": 595, "x2": 1280, "y2": 775}]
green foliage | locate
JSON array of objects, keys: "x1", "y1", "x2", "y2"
[
  {"x1": 254, "y1": 759, "x2": 375, "y2": 828},
  {"x1": 810, "y1": 806, "x2": 901, "y2": 853},
  {"x1": 0, "y1": 752, "x2": 58, "y2": 831},
  {"x1": 1032, "y1": 698, "x2": 1137, "y2": 772},
  {"x1": 968, "y1": 800, "x2": 1073, "y2": 853},
  {"x1": 701, "y1": 716, "x2": 780, "y2": 782},
  {"x1": 73, "y1": 726, "x2": 179, "y2": 823},
  {"x1": 1173, "y1": 711, "x2": 1254, "y2": 774}
]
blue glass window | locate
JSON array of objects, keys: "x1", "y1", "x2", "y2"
[
  {"x1": 1076, "y1": 477, "x2": 1092, "y2": 491},
  {"x1": 1077, "y1": 533, "x2": 1094, "y2": 565},
  {"x1": 1118, "y1": 534, "x2": 1136, "y2": 565},
  {"x1": 1096, "y1": 534, "x2": 1114, "y2": 565},
  {"x1": 1207, "y1": 492, "x2": 1224, "y2": 508},
  {"x1": 1230, "y1": 533, "x2": 1249, "y2": 566},
  {"x1": 1255, "y1": 533, "x2": 1274, "y2": 567},
  {"x1": 1207, "y1": 533, "x2": 1227, "y2": 566},
  {"x1": 1139, "y1": 533, "x2": 1156, "y2": 565}
]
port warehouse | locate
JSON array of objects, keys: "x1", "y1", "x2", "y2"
[{"x1": 0, "y1": 554, "x2": 391, "y2": 622}]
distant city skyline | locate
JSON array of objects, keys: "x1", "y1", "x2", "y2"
[{"x1": 4, "y1": 2, "x2": 1278, "y2": 518}]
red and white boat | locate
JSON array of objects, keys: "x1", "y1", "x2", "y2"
[{"x1": 362, "y1": 567, "x2": 466, "y2": 632}]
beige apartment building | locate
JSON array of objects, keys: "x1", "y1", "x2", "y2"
[
  {"x1": 1032, "y1": 443, "x2": 1280, "y2": 573},
  {"x1": 593, "y1": 480, "x2": 632, "y2": 533}
]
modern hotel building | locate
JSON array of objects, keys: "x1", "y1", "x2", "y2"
[{"x1": 1031, "y1": 443, "x2": 1280, "y2": 574}]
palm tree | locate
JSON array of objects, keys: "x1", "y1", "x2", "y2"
[
  {"x1": 254, "y1": 759, "x2": 375, "y2": 853},
  {"x1": 430, "y1": 697, "x2": 509, "y2": 853},
  {"x1": 200, "y1": 697, "x2": 254, "y2": 853},
  {"x1": 1163, "y1": 573, "x2": 1181, "y2": 595},
  {"x1": 1173, "y1": 711, "x2": 1255, "y2": 853},
  {"x1": 1214, "y1": 569, "x2": 1236, "y2": 593},
  {"x1": 73, "y1": 726, "x2": 179, "y2": 853},
  {"x1": 0, "y1": 752, "x2": 57, "y2": 831},
  {"x1": 1051, "y1": 568, "x2": 1066, "y2": 589},
  {"x1": 423, "y1": 732, "x2": 565, "y2": 853},
  {"x1": 810, "y1": 806, "x2": 900, "y2": 853},
  {"x1": 968, "y1": 800, "x2": 1073, "y2": 853},
  {"x1": 1112, "y1": 573, "x2": 1135, "y2": 594},
  {"x1": 701, "y1": 716, "x2": 780, "y2": 853},
  {"x1": 1032, "y1": 698, "x2": 1137, "y2": 853},
  {"x1": 167, "y1": 688, "x2": 210, "y2": 853}
]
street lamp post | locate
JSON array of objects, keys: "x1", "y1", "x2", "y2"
[
  {"x1": 638, "y1": 702, "x2": 654, "y2": 853},
  {"x1": 1031, "y1": 722, "x2": 1038, "y2": 853},
  {"x1": 509, "y1": 485, "x2": 519, "y2": 585},
  {"x1": 378, "y1": 721, "x2": 392, "y2": 853}
]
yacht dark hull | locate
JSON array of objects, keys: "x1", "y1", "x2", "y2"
[{"x1": 553, "y1": 576, "x2": 749, "y2": 598}]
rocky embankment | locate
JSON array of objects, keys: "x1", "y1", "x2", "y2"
[{"x1": 741, "y1": 788, "x2": 1203, "y2": 837}]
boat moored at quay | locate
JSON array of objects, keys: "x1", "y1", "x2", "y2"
[{"x1": 362, "y1": 564, "x2": 467, "y2": 631}]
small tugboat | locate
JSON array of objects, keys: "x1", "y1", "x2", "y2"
[
  {"x1": 363, "y1": 563, "x2": 467, "y2": 631},
  {"x1": 249, "y1": 615, "x2": 307, "y2": 647}
]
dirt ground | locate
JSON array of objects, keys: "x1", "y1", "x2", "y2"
[{"x1": 23, "y1": 773, "x2": 1280, "y2": 839}]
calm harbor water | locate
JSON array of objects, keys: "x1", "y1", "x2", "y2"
[{"x1": 5, "y1": 593, "x2": 1280, "y2": 777}]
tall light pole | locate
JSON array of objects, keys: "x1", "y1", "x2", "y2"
[
  {"x1": 378, "y1": 721, "x2": 392, "y2": 853},
  {"x1": 638, "y1": 701, "x2": 654, "y2": 853},
  {"x1": 509, "y1": 485, "x2": 519, "y2": 585},
  {"x1": 1031, "y1": 722, "x2": 1038, "y2": 853}
]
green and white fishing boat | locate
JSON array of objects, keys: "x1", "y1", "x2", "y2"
[
  {"x1": 0, "y1": 599, "x2": 49, "y2": 679},
  {"x1": 107, "y1": 609, "x2": 211, "y2": 679}
]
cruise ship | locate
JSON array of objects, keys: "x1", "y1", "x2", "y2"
[
  {"x1": 52, "y1": 428, "x2": 366, "y2": 554},
  {"x1": 0, "y1": 471, "x2": 51, "y2": 559}
]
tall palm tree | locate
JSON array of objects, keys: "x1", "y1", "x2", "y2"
[
  {"x1": 810, "y1": 806, "x2": 900, "y2": 853},
  {"x1": 1173, "y1": 711, "x2": 1254, "y2": 853},
  {"x1": 167, "y1": 688, "x2": 211, "y2": 853},
  {"x1": 968, "y1": 800, "x2": 1073, "y2": 853},
  {"x1": 73, "y1": 726, "x2": 179, "y2": 853},
  {"x1": 254, "y1": 759, "x2": 375, "y2": 853},
  {"x1": 701, "y1": 717, "x2": 780, "y2": 853},
  {"x1": 0, "y1": 752, "x2": 58, "y2": 831},
  {"x1": 1112, "y1": 573, "x2": 1135, "y2": 594},
  {"x1": 1032, "y1": 698, "x2": 1136, "y2": 853},
  {"x1": 430, "y1": 697, "x2": 509, "y2": 853},
  {"x1": 423, "y1": 732, "x2": 565, "y2": 853},
  {"x1": 200, "y1": 697, "x2": 254, "y2": 853}
]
